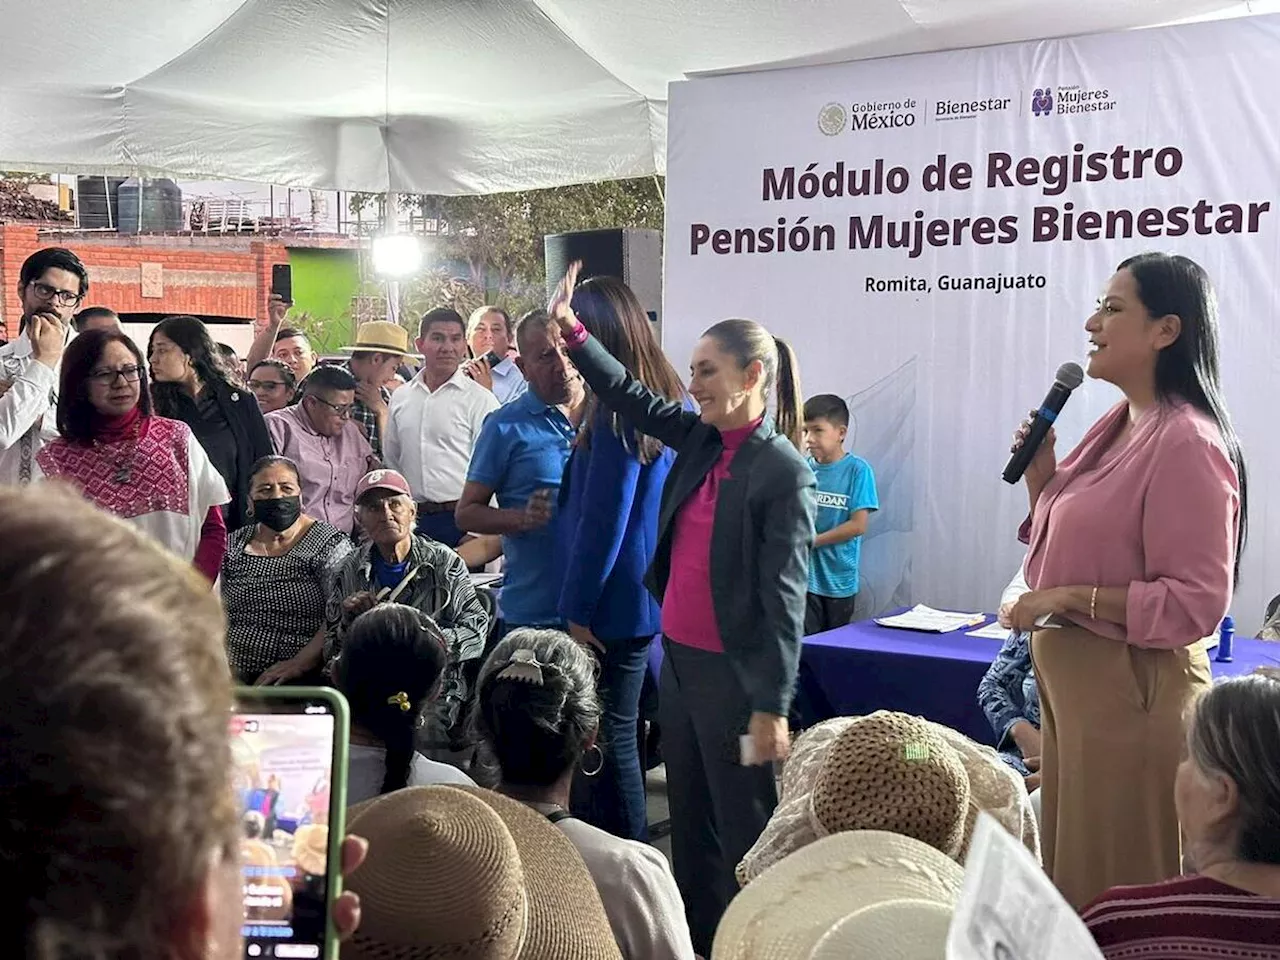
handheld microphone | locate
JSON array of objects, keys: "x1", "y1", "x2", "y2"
[{"x1": 1002, "y1": 362, "x2": 1084, "y2": 484}]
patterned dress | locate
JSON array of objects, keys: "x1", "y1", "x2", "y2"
[
  {"x1": 222, "y1": 520, "x2": 354, "y2": 683},
  {"x1": 34, "y1": 415, "x2": 229, "y2": 561}
]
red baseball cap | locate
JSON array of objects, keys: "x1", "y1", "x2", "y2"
[{"x1": 354, "y1": 469, "x2": 413, "y2": 503}]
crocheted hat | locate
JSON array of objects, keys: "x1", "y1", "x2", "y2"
[
  {"x1": 736, "y1": 713, "x2": 1041, "y2": 887},
  {"x1": 809, "y1": 712, "x2": 970, "y2": 856}
]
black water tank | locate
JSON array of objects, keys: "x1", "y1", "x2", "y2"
[
  {"x1": 76, "y1": 176, "x2": 127, "y2": 229},
  {"x1": 118, "y1": 178, "x2": 184, "y2": 234}
]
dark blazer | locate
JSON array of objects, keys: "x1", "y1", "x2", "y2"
[
  {"x1": 569, "y1": 332, "x2": 816, "y2": 715},
  {"x1": 159, "y1": 380, "x2": 273, "y2": 530}
]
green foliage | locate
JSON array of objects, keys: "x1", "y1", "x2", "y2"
[{"x1": 350, "y1": 177, "x2": 664, "y2": 317}]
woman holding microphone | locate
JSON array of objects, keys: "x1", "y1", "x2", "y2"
[
  {"x1": 549, "y1": 263, "x2": 815, "y2": 954},
  {"x1": 1008, "y1": 252, "x2": 1246, "y2": 908}
]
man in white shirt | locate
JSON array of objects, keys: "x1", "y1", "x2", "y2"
[
  {"x1": 385, "y1": 307, "x2": 499, "y2": 547},
  {"x1": 464, "y1": 305, "x2": 528, "y2": 405},
  {"x1": 0, "y1": 248, "x2": 90, "y2": 486}
]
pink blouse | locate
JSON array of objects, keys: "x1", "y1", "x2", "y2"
[
  {"x1": 1023, "y1": 399, "x2": 1238, "y2": 648},
  {"x1": 661, "y1": 417, "x2": 763, "y2": 652}
]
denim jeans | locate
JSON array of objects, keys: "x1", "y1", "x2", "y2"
[{"x1": 570, "y1": 634, "x2": 655, "y2": 841}]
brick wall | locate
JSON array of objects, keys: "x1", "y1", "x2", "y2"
[{"x1": 0, "y1": 223, "x2": 362, "y2": 340}]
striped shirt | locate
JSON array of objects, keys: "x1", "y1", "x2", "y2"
[{"x1": 1081, "y1": 875, "x2": 1280, "y2": 958}]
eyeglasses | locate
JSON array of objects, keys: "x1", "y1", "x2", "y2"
[
  {"x1": 87, "y1": 365, "x2": 142, "y2": 385},
  {"x1": 308, "y1": 395, "x2": 353, "y2": 419},
  {"x1": 249, "y1": 379, "x2": 288, "y2": 391},
  {"x1": 29, "y1": 281, "x2": 83, "y2": 307}
]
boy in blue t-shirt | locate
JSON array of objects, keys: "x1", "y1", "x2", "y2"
[{"x1": 802, "y1": 394, "x2": 879, "y2": 635}]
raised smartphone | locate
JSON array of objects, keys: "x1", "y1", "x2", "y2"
[
  {"x1": 233, "y1": 686, "x2": 349, "y2": 960},
  {"x1": 271, "y1": 263, "x2": 293, "y2": 304}
]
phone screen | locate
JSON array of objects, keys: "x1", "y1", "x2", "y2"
[{"x1": 231, "y1": 696, "x2": 340, "y2": 959}]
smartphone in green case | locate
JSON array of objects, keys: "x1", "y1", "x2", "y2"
[{"x1": 233, "y1": 686, "x2": 350, "y2": 960}]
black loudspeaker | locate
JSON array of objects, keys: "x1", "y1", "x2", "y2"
[{"x1": 544, "y1": 228, "x2": 662, "y2": 333}]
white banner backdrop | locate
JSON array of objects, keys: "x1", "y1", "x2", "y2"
[{"x1": 664, "y1": 15, "x2": 1280, "y2": 631}]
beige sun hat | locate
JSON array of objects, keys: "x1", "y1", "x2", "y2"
[
  {"x1": 341, "y1": 320, "x2": 419, "y2": 358},
  {"x1": 343, "y1": 785, "x2": 621, "y2": 960},
  {"x1": 808, "y1": 901, "x2": 954, "y2": 959},
  {"x1": 291, "y1": 823, "x2": 329, "y2": 877},
  {"x1": 712, "y1": 830, "x2": 963, "y2": 960},
  {"x1": 737, "y1": 713, "x2": 1040, "y2": 887}
]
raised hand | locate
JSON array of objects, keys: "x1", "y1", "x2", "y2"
[
  {"x1": 547, "y1": 260, "x2": 582, "y2": 333},
  {"x1": 30, "y1": 313, "x2": 66, "y2": 368}
]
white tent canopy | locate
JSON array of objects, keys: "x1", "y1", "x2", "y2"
[{"x1": 0, "y1": 0, "x2": 1274, "y2": 193}]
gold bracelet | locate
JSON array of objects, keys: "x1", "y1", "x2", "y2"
[{"x1": 1090, "y1": 586, "x2": 1098, "y2": 620}]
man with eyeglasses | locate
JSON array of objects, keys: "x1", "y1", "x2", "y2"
[
  {"x1": 265, "y1": 364, "x2": 377, "y2": 535},
  {"x1": 0, "y1": 248, "x2": 89, "y2": 486}
]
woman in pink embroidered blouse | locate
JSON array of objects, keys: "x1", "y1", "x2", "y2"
[
  {"x1": 1006, "y1": 253, "x2": 1246, "y2": 909},
  {"x1": 32, "y1": 328, "x2": 230, "y2": 582}
]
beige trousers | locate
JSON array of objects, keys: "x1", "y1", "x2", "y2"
[{"x1": 1030, "y1": 626, "x2": 1211, "y2": 909}]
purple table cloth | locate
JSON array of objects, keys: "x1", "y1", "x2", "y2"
[{"x1": 798, "y1": 614, "x2": 1279, "y2": 746}]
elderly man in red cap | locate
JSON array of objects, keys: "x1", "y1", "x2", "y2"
[{"x1": 325, "y1": 469, "x2": 489, "y2": 753}]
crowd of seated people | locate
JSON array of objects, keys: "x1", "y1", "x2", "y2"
[{"x1": 3, "y1": 245, "x2": 1278, "y2": 959}]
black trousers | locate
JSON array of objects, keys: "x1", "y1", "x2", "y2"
[
  {"x1": 660, "y1": 638, "x2": 777, "y2": 956},
  {"x1": 803, "y1": 591, "x2": 858, "y2": 636}
]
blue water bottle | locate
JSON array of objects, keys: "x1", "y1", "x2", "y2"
[{"x1": 1216, "y1": 616, "x2": 1234, "y2": 663}]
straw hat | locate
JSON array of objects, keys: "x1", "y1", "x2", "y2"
[
  {"x1": 810, "y1": 712, "x2": 970, "y2": 856},
  {"x1": 737, "y1": 713, "x2": 1040, "y2": 886},
  {"x1": 712, "y1": 831, "x2": 963, "y2": 960},
  {"x1": 808, "y1": 901, "x2": 953, "y2": 959},
  {"x1": 343, "y1": 786, "x2": 621, "y2": 960},
  {"x1": 292, "y1": 823, "x2": 329, "y2": 877},
  {"x1": 341, "y1": 320, "x2": 418, "y2": 358}
]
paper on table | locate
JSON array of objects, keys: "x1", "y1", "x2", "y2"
[
  {"x1": 946, "y1": 812, "x2": 1104, "y2": 960},
  {"x1": 468, "y1": 572, "x2": 504, "y2": 588},
  {"x1": 966, "y1": 622, "x2": 1012, "y2": 640},
  {"x1": 876, "y1": 604, "x2": 986, "y2": 633}
]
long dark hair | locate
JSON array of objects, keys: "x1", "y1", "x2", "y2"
[
  {"x1": 57, "y1": 329, "x2": 152, "y2": 444},
  {"x1": 148, "y1": 315, "x2": 234, "y2": 418},
  {"x1": 1119, "y1": 253, "x2": 1248, "y2": 584},
  {"x1": 571, "y1": 277, "x2": 685, "y2": 464},
  {"x1": 702, "y1": 318, "x2": 803, "y2": 449},
  {"x1": 333, "y1": 604, "x2": 449, "y2": 795}
]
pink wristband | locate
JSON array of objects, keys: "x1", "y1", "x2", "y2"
[{"x1": 564, "y1": 320, "x2": 589, "y2": 348}]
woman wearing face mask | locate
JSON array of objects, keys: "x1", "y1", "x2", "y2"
[
  {"x1": 32, "y1": 328, "x2": 231, "y2": 582},
  {"x1": 150, "y1": 315, "x2": 273, "y2": 531},
  {"x1": 221, "y1": 456, "x2": 355, "y2": 685},
  {"x1": 549, "y1": 263, "x2": 816, "y2": 954}
]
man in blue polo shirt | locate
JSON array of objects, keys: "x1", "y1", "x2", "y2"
[{"x1": 455, "y1": 309, "x2": 585, "y2": 629}]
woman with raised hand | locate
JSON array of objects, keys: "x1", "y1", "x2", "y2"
[
  {"x1": 548, "y1": 262, "x2": 816, "y2": 953},
  {"x1": 334, "y1": 602, "x2": 476, "y2": 804},
  {"x1": 558, "y1": 275, "x2": 684, "y2": 842}
]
